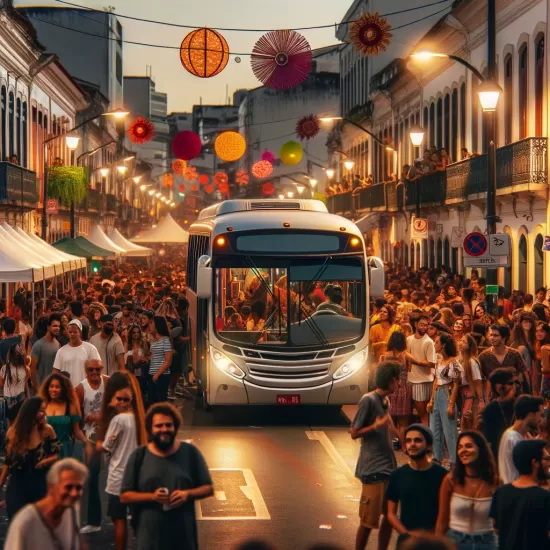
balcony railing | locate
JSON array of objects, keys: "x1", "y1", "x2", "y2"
[
  {"x1": 0, "y1": 162, "x2": 38, "y2": 206},
  {"x1": 497, "y1": 137, "x2": 547, "y2": 188},
  {"x1": 105, "y1": 194, "x2": 117, "y2": 213},
  {"x1": 86, "y1": 189, "x2": 103, "y2": 212},
  {"x1": 326, "y1": 192, "x2": 353, "y2": 215}
]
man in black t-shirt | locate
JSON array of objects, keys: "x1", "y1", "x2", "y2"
[
  {"x1": 386, "y1": 424, "x2": 447, "y2": 548},
  {"x1": 490, "y1": 439, "x2": 550, "y2": 550}
]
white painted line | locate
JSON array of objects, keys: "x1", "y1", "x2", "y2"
[
  {"x1": 306, "y1": 430, "x2": 360, "y2": 486},
  {"x1": 196, "y1": 468, "x2": 271, "y2": 521},
  {"x1": 214, "y1": 490, "x2": 227, "y2": 501}
]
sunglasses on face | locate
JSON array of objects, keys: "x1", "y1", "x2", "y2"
[
  {"x1": 87, "y1": 367, "x2": 102, "y2": 373},
  {"x1": 116, "y1": 396, "x2": 131, "y2": 403},
  {"x1": 64, "y1": 484, "x2": 84, "y2": 492}
]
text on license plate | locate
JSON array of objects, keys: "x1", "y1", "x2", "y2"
[{"x1": 277, "y1": 395, "x2": 301, "y2": 405}]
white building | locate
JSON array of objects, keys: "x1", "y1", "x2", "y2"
[{"x1": 328, "y1": 0, "x2": 550, "y2": 294}]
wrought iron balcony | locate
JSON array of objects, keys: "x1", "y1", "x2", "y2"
[
  {"x1": 326, "y1": 192, "x2": 353, "y2": 216},
  {"x1": 105, "y1": 194, "x2": 117, "y2": 213},
  {"x1": 356, "y1": 184, "x2": 386, "y2": 211},
  {"x1": 86, "y1": 189, "x2": 103, "y2": 212},
  {"x1": 0, "y1": 162, "x2": 38, "y2": 206}
]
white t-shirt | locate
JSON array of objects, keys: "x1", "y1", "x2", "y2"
[
  {"x1": 498, "y1": 429, "x2": 523, "y2": 484},
  {"x1": 103, "y1": 413, "x2": 138, "y2": 495},
  {"x1": 407, "y1": 334, "x2": 437, "y2": 384},
  {"x1": 5, "y1": 504, "x2": 79, "y2": 550},
  {"x1": 52, "y1": 341, "x2": 101, "y2": 383}
]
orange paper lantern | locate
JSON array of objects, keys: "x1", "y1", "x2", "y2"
[
  {"x1": 162, "y1": 174, "x2": 174, "y2": 188},
  {"x1": 214, "y1": 131, "x2": 246, "y2": 162},
  {"x1": 180, "y1": 28, "x2": 230, "y2": 78},
  {"x1": 236, "y1": 170, "x2": 249, "y2": 185},
  {"x1": 214, "y1": 172, "x2": 229, "y2": 187},
  {"x1": 205, "y1": 184, "x2": 214, "y2": 194},
  {"x1": 199, "y1": 174, "x2": 209, "y2": 186},
  {"x1": 184, "y1": 166, "x2": 198, "y2": 181},
  {"x1": 190, "y1": 183, "x2": 199, "y2": 192},
  {"x1": 252, "y1": 160, "x2": 273, "y2": 178},
  {"x1": 172, "y1": 159, "x2": 187, "y2": 175}
]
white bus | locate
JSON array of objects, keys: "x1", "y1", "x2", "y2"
[{"x1": 186, "y1": 199, "x2": 384, "y2": 410}]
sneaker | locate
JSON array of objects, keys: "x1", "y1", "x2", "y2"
[
  {"x1": 167, "y1": 390, "x2": 176, "y2": 400},
  {"x1": 80, "y1": 525, "x2": 101, "y2": 534}
]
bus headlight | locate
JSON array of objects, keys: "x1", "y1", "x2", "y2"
[
  {"x1": 210, "y1": 347, "x2": 245, "y2": 379},
  {"x1": 333, "y1": 349, "x2": 367, "y2": 380}
]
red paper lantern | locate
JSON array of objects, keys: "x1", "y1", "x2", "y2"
[
  {"x1": 236, "y1": 170, "x2": 249, "y2": 185},
  {"x1": 184, "y1": 166, "x2": 198, "y2": 181},
  {"x1": 190, "y1": 183, "x2": 199, "y2": 192},
  {"x1": 127, "y1": 117, "x2": 155, "y2": 144},
  {"x1": 252, "y1": 160, "x2": 273, "y2": 178},
  {"x1": 199, "y1": 174, "x2": 209, "y2": 186},
  {"x1": 179, "y1": 184, "x2": 186, "y2": 192},
  {"x1": 172, "y1": 131, "x2": 202, "y2": 161},
  {"x1": 262, "y1": 182, "x2": 275, "y2": 195},
  {"x1": 296, "y1": 114, "x2": 320, "y2": 140},
  {"x1": 205, "y1": 185, "x2": 214, "y2": 194},
  {"x1": 214, "y1": 172, "x2": 228, "y2": 187},
  {"x1": 218, "y1": 182, "x2": 229, "y2": 194}
]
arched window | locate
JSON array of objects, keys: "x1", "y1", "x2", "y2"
[
  {"x1": 423, "y1": 106, "x2": 429, "y2": 135},
  {"x1": 1, "y1": 86, "x2": 6, "y2": 159},
  {"x1": 518, "y1": 234, "x2": 528, "y2": 292},
  {"x1": 436, "y1": 98, "x2": 443, "y2": 149},
  {"x1": 437, "y1": 238, "x2": 443, "y2": 268},
  {"x1": 451, "y1": 88, "x2": 458, "y2": 161},
  {"x1": 443, "y1": 93, "x2": 450, "y2": 150},
  {"x1": 403, "y1": 241, "x2": 409, "y2": 266},
  {"x1": 519, "y1": 45, "x2": 528, "y2": 139},
  {"x1": 504, "y1": 55, "x2": 513, "y2": 144},
  {"x1": 21, "y1": 102, "x2": 27, "y2": 168},
  {"x1": 410, "y1": 243, "x2": 415, "y2": 269},
  {"x1": 535, "y1": 36, "x2": 545, "y2": 137},
  {"x1": 472, "y1": 80, "x2": 479, "y2": 153},
  {"x1": 16, "y1": 98, "x2": 21, "y2": 159},
  {"x1": 416, "y1": 243, "x2": 421, "y2": 270},
  {"x1": 8, "y1": 91, "x2": 14, "y2": 157},
  {"x1": 429, "y1": 103, "x2": 435, "y2": 146},
  {"x1": 429, "y1": 238, "x2": 435, "y2": 268},
  {"x1": 460, "y1": 83, "x2": 466, "y2": 153},
  {"x1": 535, "y1": 234, "x2": 544, "y2": 291},
  {"x1": 444, "y1": 237, "x2": 450, "y2": 269},
  {"x1": 451, "y1": 246, "x2": 458, "y2": 274}
]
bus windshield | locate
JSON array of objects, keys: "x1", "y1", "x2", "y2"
[{"x1": 213, "y1": 256, "x2": 366, "y2": 348}]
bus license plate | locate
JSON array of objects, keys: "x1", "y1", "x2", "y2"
[{"x1": 277, "y1": 395, "x2": 300, "y2": 405}]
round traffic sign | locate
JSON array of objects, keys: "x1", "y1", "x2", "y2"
[{"x1": 463, "y1": 232, "x2": 487, "y2": 257}]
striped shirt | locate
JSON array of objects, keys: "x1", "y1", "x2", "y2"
[{"x1": 149, "y1": 336, "x2": 172, "y2": 375}]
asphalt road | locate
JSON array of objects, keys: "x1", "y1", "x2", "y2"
[{"x1": 0, "y1": 393, "x2": 398, "y2": 550}]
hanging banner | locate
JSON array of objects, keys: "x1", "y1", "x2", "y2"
[
  {"x1": 543, "y1": 236, "x2": 550, "y2": 252},
  {"x1": 411, "y1": 216, "x2": 428, "y2": 240},
  {"x1": 451, "y1": 227, "x2": 465, "y2": 248}
]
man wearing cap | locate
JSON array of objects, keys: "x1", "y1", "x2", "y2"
[
  {"x1": 89, "y1": 314, "x2": 125, "y2": 376},
  {"x1": 52, "y1": 319, "x2": 101, "y2": 383},
  {"x1": 386, "y1": 424, "x2": 447, "y2": 548}
]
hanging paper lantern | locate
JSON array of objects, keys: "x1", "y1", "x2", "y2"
[
  {"x1": 179, "y1": 184, "x2": 186, "y2": 192},
  {"x1": 180, "y1": 27, "x2": 230, "y2": 78},
  {"x1": 184, "y1": 166, "x2": 198, "y2": 181},
  {"x1": 172, "y1": 131, "x2": 202, "y2": 161},
  {"x1": 218, "y1": 182, "x2": 229, "y2": 194},
  {"x1": 349, "y1": 12, "x2": 392, "y2": 56},
  {"x1": 199, "y1": 174, "x2": 209, "y2": 186},
  {"x1": 214, "y1": 172, "x2": 229, "y2": 188},
  {"x1": 251, "y1": 30, "x2": 312, "y2": 90},
  {"x1": 214, "y1": 131, "x2": 246, "y2": 162},
  {"x1": 236, "y1": 170, "x2": 249, "y2": 185},
  {"x1": 280, "y1": 141, "x2": 303, "y2": 165},
  {"x1": 190, "y1": 183, "x2": 199, "y2": 192},
  {"x1": 261, "y1": 150, "x2": 276, "y2": 164},
  {"x1": 252, "y1": 160, "x2": 273, "y2": 178},
  {"x1": 205, "y1": 184, "x2": 214, "y2": 194},
  {"x1": 127, "y1": 117, "x2": 155, "y2": 144},
  {"x1": 162, "y1": 174, "x2": 174, "y2": 188},
  {"x1": 296, "y1": 114, "x2": 320, "y2": 140},
  {"x1": 262, "y1": 182, "x2": 275, "y2": 196},
  {"x1": 172, "y1": 159, "x2": 187, "y2": 175}
]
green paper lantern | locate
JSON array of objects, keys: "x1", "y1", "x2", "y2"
[{"x1": 280, "y1": 141, "x2": 303, "y2": 165}]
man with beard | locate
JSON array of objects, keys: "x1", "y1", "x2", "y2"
[
  {"x1": 386, "y1": 424, "x2": 447, "y2": 548},
  {"x1": 30, "y1": 313, "x2": 61, "y2": 389},
  {"x1": 406, "y1": 315, "x2": 437, "y2": 426},
  {"x1": 490, "y1": 440, "x2": 550, "y2": 550},
  {"x1": 120, "y1": 403, "x2": 213, "y2": 550},
  {"x1": 89, "y1": 314, "x2": 125, "y2": 375},
  {"x1": 498, "y1": 395, "x2": 544, "y2": 483}
]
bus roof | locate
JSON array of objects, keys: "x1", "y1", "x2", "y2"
[{"x1": 197, "y1": 199, "x2": 328, "y2": 220}]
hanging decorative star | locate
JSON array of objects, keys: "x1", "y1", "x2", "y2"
[
  {"x1": 127, "y1": 117, "x2": 155, "y2": 144},
  {"x1": 251, "y1": 29, "x2": 312, "y2": 90},
  {"x1": 349, "y1": 12, "x2": 392, "y2": 56},
  {"x1": 296, "y1": 114, "x2": 320, "y2": 140}
]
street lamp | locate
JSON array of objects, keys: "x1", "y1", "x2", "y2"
[
  {"x1": 65, "y1": 136, "x2": 80, "y2": 150},
  {"x1": 99, "y1": 168, "x2": 109, "y2": 177},
  {"x1": 477, "y1": 80, "x2": 502, "y2": 112},
  {"x1": 297, "y1": 184, "x2": 305, "y2": 194},
  {"x1": 133, "y1": 176, "x2": 142, "y2": 184},
  {"x1": 148, "y1": 190, "x2": 155, "y2": 196},
  {"x1": 278, "y1": 194, "x2": 285, "y2": 199},
  {"x1": 287, "y1": 191, "x2": 294, "y2": 198},
  {"x1": 117, "y1": 165, "x2": 128, "y2": 175},
  {"x1": 325, "y1": 169, "x2": 335, "y2": 179},
  {"x1": 140, "y1": 184, "x2": 147, "y2": 191},
  {"x1": 344, "y1": 160, "x2": 355, "y2": 171},
  {"x1": 409, "y1": 125, "x2": 425, "y2": 147}
]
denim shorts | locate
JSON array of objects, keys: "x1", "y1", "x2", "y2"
[{"x1": 447, "y1": 528, "x2": 497, "y2": 550}]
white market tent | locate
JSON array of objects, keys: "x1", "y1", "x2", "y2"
[
  {"x1": 23, "y1": 229, "x2": 87, "y2": 271},
  {"x1": 130, "y1": 213, "x2": 189, "y2": 244},
  {"x1": 87, "y1": 225, "x2": 127, "y2": 256},
  {"x1": 107, "y1": 228, "x2": 152, "y2": 257}
]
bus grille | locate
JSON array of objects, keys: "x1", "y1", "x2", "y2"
[
  {"x1": 246, "y1": 363, "x2": 330, "y2": 381},
  {"x1": 250, "y1": 201, "x2": 301, "y2": 210}
]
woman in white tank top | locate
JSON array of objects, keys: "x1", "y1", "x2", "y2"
[{"x1": 436, "y1": 431, "x2": 498, "y2": 549}]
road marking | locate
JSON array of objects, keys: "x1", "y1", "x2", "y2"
[
  {"x1": 305, "y1": 430, "x2": 360, "y2": 486},
  {"x1": 197, "y1": 468, "x2": 270, "y2": 520}
]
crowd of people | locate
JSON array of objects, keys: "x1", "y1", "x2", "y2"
[
  {"x1": 353, "y1": 263, "x2": 550, "y2": 550},
  {"x1": 0, "y1": 259, "x2": 220, "y2": 550}
]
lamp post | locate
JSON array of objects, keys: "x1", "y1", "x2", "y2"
[{"x1": 41, "y1": 108, "x2": 129, "y2": 240}]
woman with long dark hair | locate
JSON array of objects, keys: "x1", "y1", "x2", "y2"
[
  {"x1": 510, "y1": 311, "x2": 537, "y2": 376},
  {"x1": 427, "y1": 333, "x2": 461, "y2": 465},
  {"x1": 0, "y1": 344, "x2": 30, "y2": 422},
  {"x1": 40, "y1": 372, "x2": 91, "y2": 458},
  {"x1": 462, "y1": 313, "x2": 472, "y2": 334},
  {"x1": 436, "y1": 431, "x2": 498, "y2": 549},
  {"x1": 457, "y1": 335, "x2": 484, "y2": 430},
  {"x1": 147, "y1": 315, "x2": 174, "y2": 405},
  {"x1": 98, "y1": 372, "x2": 146, "y2": 550},
  {"x1": 0, "y1": 396, "x2": 60, "y2": 520}
]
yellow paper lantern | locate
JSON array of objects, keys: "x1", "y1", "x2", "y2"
[
  {"x1": 215, "y1": 131, "x2": 246, "y2": 162},
  {"x1": 280, "y1": 141, "x2": 303, "y2": 165},
  {"x1": 180, "y1": 28, "x2": 230, "y2": 78}
]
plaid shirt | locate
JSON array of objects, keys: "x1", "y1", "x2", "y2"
[{"x1": 479, "y1": 346, "x2": 526, "y2": 380}]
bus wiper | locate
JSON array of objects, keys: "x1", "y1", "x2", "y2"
[
  {"x1": 295, "y1": 301, "x2": 330, "y2": 347},
  {"x1": 297, "y1": 256, "x2": 331, "y2": 325}
]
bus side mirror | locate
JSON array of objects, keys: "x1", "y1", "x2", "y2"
[
  {"x1": 367, "y1": 256, "x2": 385, "y2": 298},
  {"x1": 197, "y1": 255, "x2": 212, "y2": 299}
]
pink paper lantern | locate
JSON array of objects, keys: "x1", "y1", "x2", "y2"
[{"x1": 261, "y1": 149, "x2": 276, "y2": 164}]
